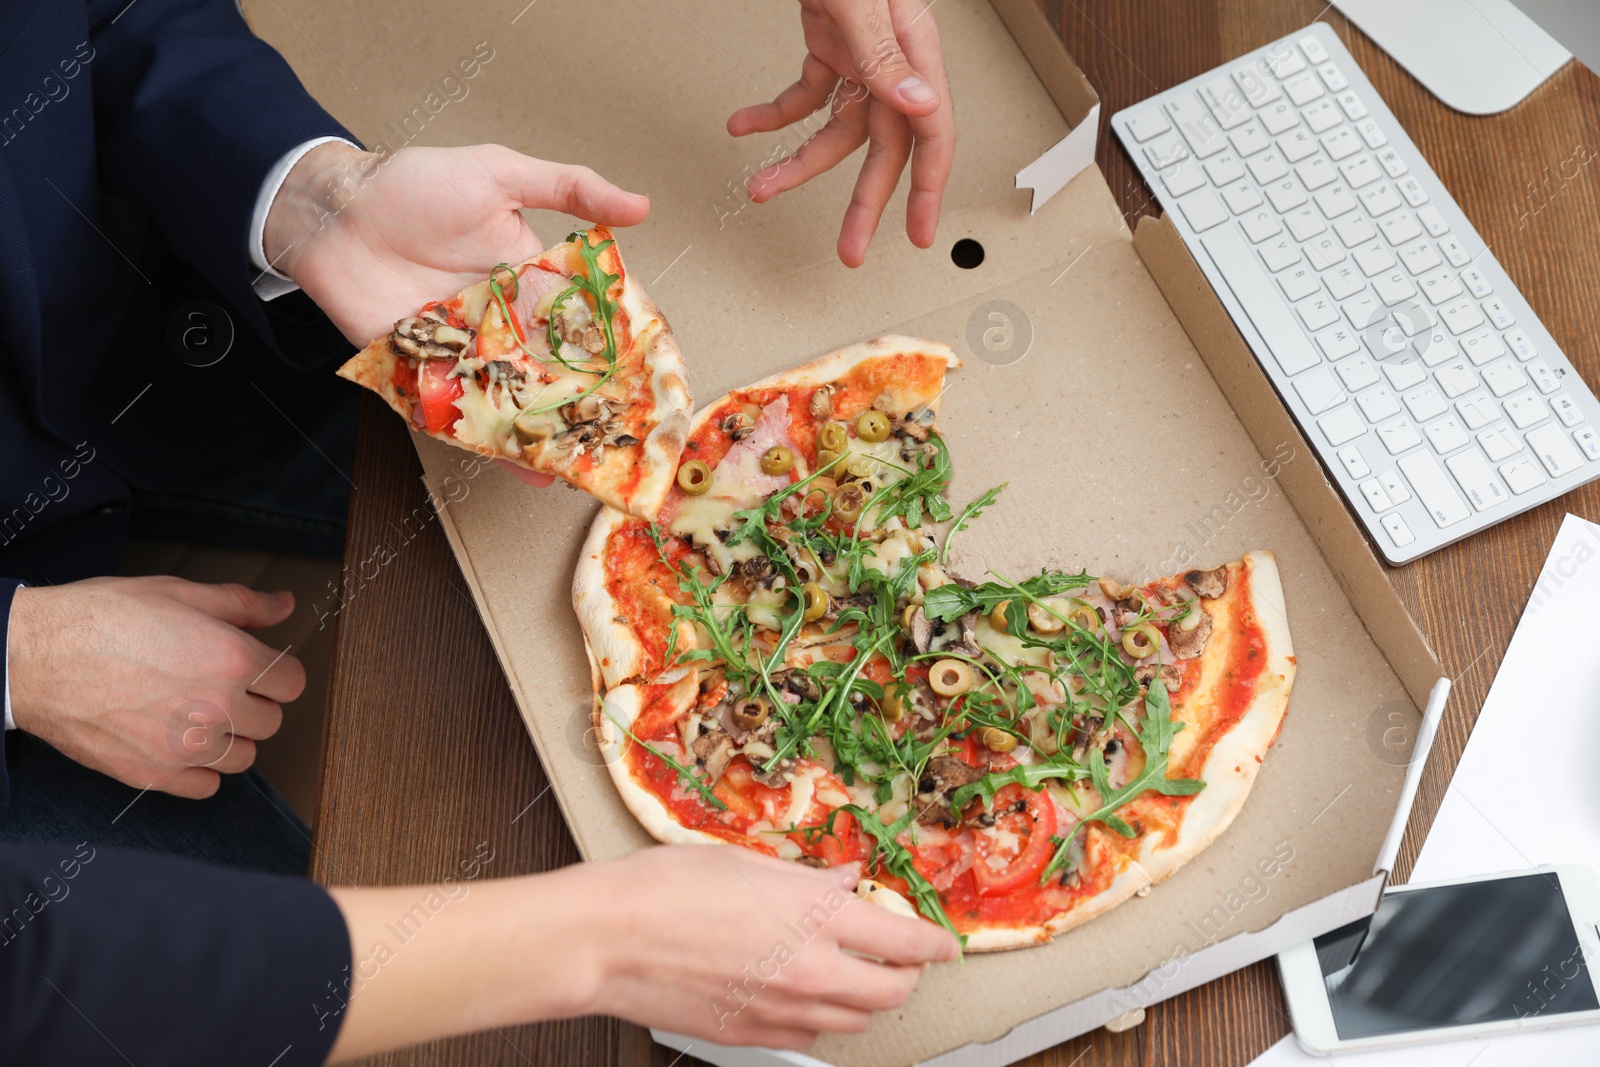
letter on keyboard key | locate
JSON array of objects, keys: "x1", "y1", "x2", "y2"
[
  {"x1": 1233, "y1": 63, "x2": 1282, "y2": 106},
  {"x1": 1247, "y1": 150, "x2": 1289, "y2": 184},
  {"x1": 1176, "y1": 188, "x2": 1228, "y2": 232},
  {"x1": 1444, "y1": 450, "x2": 1508, "y2": 511},
  {"x1": 1200, "y1": 77, "x2": 1252, "y2": 130},
  {"x1": 1303, "y1": 99, "x2": 1344, "y2": 134},
  {"x1": 1483, "y1": 298, "x2": 1516, "y2": 329},
  {"x1": 1295, "y1": 157, "x2": 1337, "y2": 190},
  {"x1": 1266, "y1": 180, "x2": 1308, "y2": 213},
  {"x1": 1319, "y1": 404, "x2": 1366, "y2": 447},
  {"x1": 1204, "y1": 153, "x2": 1246, "y2": 185},
  {"x1": 1374, "y1": 270, "x2": 1416, "y2": 306},
  {"x1": 1164, "y1": 93, "x2": 1229, "y2": 157},
  {"x1": 1440, "y1": 236, "x2": 1471, "y2": 267},
  {"x1": 1527, "y1": 360, "x2": 1559, "y2": 395},
  {"x1": 1229, "y1": 124, "x2": 1271, "y2": 157},
  {"x1": 1285, "y1": 210, "x2": 1326, "y2": 244},
  {"x1": 1294, "y1": 366, "x2": 1345, "y2": 414},
  {"x1": 1297, "y1": 295, "x2": 1340, "y2": 332},
  {"x1": 1316, "y1": 187, "x2": 1358, "y2": 221},
  {"x1": 1506, "y1": 329, "x2": 1537, "y2": 361},
  {"x1": 1260, "y1": 238, "x2": 1302, "y2": 272},
  {"x1": 1400, "y1": 244, "x2": 1443, "y2": 275},
  {"x1": 1460, "y1": 329, "x2": 1506, "y2": 366},
  {"x1": 1260, "y1": 100, "x2": 1300, "y2": 135},
  {"x1": 1161, "y1": 159, "x2": 1207, "y2": 197},
  {"x1": 1359, "y1": 183, "x2": 1401, "y2": 216},
  {"x1": 1283, "y1": 72, "x2": 1324, "y2": 105},
  {"x1": 1322, "y1": 128, "x2": 1362, "y2": 161},
  {"x1": 1551, "y1": 393, "x2": 1583, "y2": 427},
  {"x1": 1200, "y1": 227, "x2": 1323, "y2": 375},
  {"x1": 1378, "y1": 213, "x2": 1423, "y2": 246},
  {"x1": 1315, "y1": 325, "x2": 1360, "y2": 360},
  {"x1": 1338, "y1": 156, "x2": 1381, "y2": 189},
  {"x1": 1435, "y1": 358, "x2": 1478, "y2": 398},
  {"x1": 1278, "y1": 265, "x2": 1320, "y2": 302},
  {"x1": 1418, "y1": 268, "x2": 1462, "y2": 305},
  {"x1": 1221, "y1": 181, "x2": 1264, "y2": 214},
  {"x1": 1398, "y1": 452, "x2": 1471, "y2": 527},
  {"x1": 1500, "y1": 456, "x2": 1547, "y2": 495},
  {"x1": 1440, "y1": 300, "x2": 1485, "y2": 336},
  {"x1": 1461, "y1": 267, "x2": 1492, "y2": 298},
  {"x1": 1574, "y1": 427, "x2": 1600, "y2": 461}
]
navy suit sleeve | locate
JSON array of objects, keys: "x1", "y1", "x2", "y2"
[
  {"x1": 0, "y1": 580, "x2": 23, "y2": 807},
  {"x1": 0, "y1": 841, "x2": 351, "y2": 1065},
  {"x1": 88, "y1": 0, "x2": 358, "y2": 364}
]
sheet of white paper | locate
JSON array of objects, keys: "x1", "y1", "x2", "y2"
[{"x1": 1248, "y1": 513, "x2": 1600, "y2": 1066}]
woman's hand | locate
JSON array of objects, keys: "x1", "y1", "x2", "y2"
[{"x1": 730, "y1": 0, "x2": 955, "y2": 267}]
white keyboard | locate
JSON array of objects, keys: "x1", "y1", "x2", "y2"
[{"x1": 1111, "y1": 22, "x2": 1600, "y2": 564}]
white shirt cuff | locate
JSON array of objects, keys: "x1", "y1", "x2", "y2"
[
  {"x1": 250, "y1": 136, "x2": 360, "y2": 301},
  {"x1": 4, "y1": 584, "x2": 21, "y2": 731}
]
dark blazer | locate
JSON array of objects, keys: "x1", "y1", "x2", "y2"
[{"x1": 0, "y1": 2, "x2": 356, "y2": 1061}]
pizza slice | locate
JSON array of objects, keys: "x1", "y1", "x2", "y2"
[
  {"x1": 337, "y1": 227, "x2": 691, "y2": 519},
  {"x1": 572, "y1": 337, "x2": 1296, "y2": 951}
]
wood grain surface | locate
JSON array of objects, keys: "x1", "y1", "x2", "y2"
[{"x1": 313, "y1": 2, "x2": 1600, "y2": 1064}]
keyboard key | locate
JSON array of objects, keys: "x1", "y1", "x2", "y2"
[
  {"x1": 1260, "y1": 237, "x2": 1302, "y2": 271},
  {"x1": 1551, "y1": 393, "x2": 1583, "y2": 427},
  {"x1": 1525, "y1": 422, "x2": 1584, "y2": 477},
  {"x1": 1162, "y1": 158, "x2": 1207, "y2": 196},
  {"x1": 1200, "y1": 226, "x2": 1322, "y2": 375},
  {"x1": 1356, "y1": 118, "x2": 1387, "y2": 148},
  {"x1": 1440, "y1": 300, "x2": 1485, "y2": 336},
  {"x1": 1247, "y1": 150, "x2": 1289, "y2": 184},
  {"x1": 1337, "y1": 90, "x2": 1369, "y2": 120},
  {"x1": 1240, "y1": 212, "x2": 1282, "y2": 244},
  {"x1": 1176, "y1": 188, "x2": 1228, "y2": 232},
  {"x1": 1376, "y1": 147, "x2": 1408, "y2": 178},
  {"x1": 1378, "y1": 213, "x2": 1423, "y2": 246},
  {"x1": 1460, "y1": 330, "x2": 1506, "y2": 367},
  {"x1": 1295, "y1": 157, "x2": 1337, "y2": 190},
  {"x1": 1336, "y1": 353, "x2": 1381, "y2": 391},
  {"x1": 1319, "y1": 404, "x2": 1367, "y2": 447},
  {"x1": 1381, "y1": 512, "x2": 1415, "y2": 547},
  {"x1": 1297, "y1": 294, "x2": 1341, "y2": 331},
  {"x1": 1278, "y1": 128, "x2": 1319, "y2": 162},
  {"x1": 1480, "y1": 358, "x2": 1526, "y2": 398},
  {"x1": 1339, "y1": 156, "x2": 1382, "y2": 189},
  {"x1": 1126, "y1": 108, "x2": 1172, "y2": 142},
  {"x1": 1333, "y1": 214, "x2": 1374, "y2": 245},
  {"x1": 1398, "y1": 451, "x2": 1471, "y2": 527},
  {"x1": 1456, "y1": 391, "x2": 1498, "y2": 430},
  {"x1": 1165, "y1": 93, "x2": 1229, "y2": 158},
  {"x1": 1483, "y1": 297, "x2": 1516, "y2": 329},
  {"x1": 1278, "y1": 264, "x2": 1320, "y2": 301},
  {"x1": 1505, "y1": 329, "x2": 1537, "y2": 361},
  {"x1": 1284, "y1": 71, "x2": 1324, "y2": 105},
  {"x1": 1382, "y1": 357, "x2": 1426, "y2": 391},
  {"x1": 1343, "y1": 291, "x2": 1384, "y2": 332},
  {"x1": 1285, "y1": 207, "x2": 1326, "y2": 241},
  {"x1": 1300, "y1": 34, "x2": 1331, "y2": 64},
  {"x1": 1374, "y1": 270, "x2": 1417, "y2": 306},
  {"x1": 1416, "y1": 329, "x2": 1459, "y2": 367},
  {"x1": 1227, "y1": 123, "x2": 1271, "y2": 158},
  {"x1": 1306, "y1": 235, "x2": 1348, "y2": 271},
  {"x1": 1503, "y1": 389, "x2": 1549, "y2": 429},
  {"x1": 1303, "y1": 98, "x2": 1344, "y2": 134},
  {"x1": 1337, "y1": 444, "x2": 1372, "y2": 478},
  {"x1": 1418, "y1": 267, "x2": 1463, "y2": 304},
  {"x1": 1440, "y1": 235, "x2": 1472, "y2": 267},
  {"x1": 1357, "y1": 384, "x2": 1401, "y2": 422},
  {"x1": 1435, "y1": 358, "x2": 1478, "y2": 398},
  {"x1": 1500, "y1": 456, "x2": 1548, "y2": 495},
  {"x1": 1324, "y1": 263, "x2": 1365, "y2": 299},
  {"x1": 1378, "y1": 419, "x2": 1423, "y2": 455},
  {"x1": 1461, "y1": 267, "x2": 1492, "y2": 298},
  {"x1": 1425, "y1": 415, "x2": 1469, "y2": 453},
  {"x1": 1316, "y1": 325, "x2": 1360, "y2": 360},
  {"x1": 1265, "y1": 179, "x2": 1308, "y2": 212},
  {"x1": 1265, "y1": 43, "x2": 1307, "y2": 78},
  {"x1": 1378, "y1": 469, "x2": 1411, "y2": 503},
  {"x1": 1444, "y1": 450, "x2": 1509, "y2": 511},
  {"x1": 1478, "y1": 424, "x2": 1521, "y2": 463},
  {"x1": 1402, "y1": 384, "x2": 1448, "y2": 422},
  {"x1": 1233, "y1": 62, "x2": 1283, "y2": 106},
  {"x1": 1358, "y1": 478, "x2": 1392, "y2": 511},
  {"x1": 1316, "y1": 186, "x2": 1358, "y2": 220},
  {"x1": 1322, "y1": 128, "x2": 1362, "y2": 161},
  {"x1": 1396, "y1": 176, "x2": 1429, "y2": 207},
  {"x1": 1399, "y1": 242, "x2": 1442, "y2": 276},
  {"x1": 1359, "y1": 183, "x2": 1402, "y2": 216},
  {"x1": 1204, "y1": 152, "x2": 1246, "y2": 185},
  {"x1": 1393, "y1": 298, "x2": 1437, "y2": 337},
  {"x1": 1353, "y1": 243, "x2": 1395, "y2": 276},
  {"x1": 1260, "y1": 100, "x2": 1301, "y2": 135},
  {"x1": 1317, "y1": 63, "x2": 1349, "y2": 92},
  {"x1": 1221, "y1": 181, "x2": 1264, "y2": 214},
  {"x1": 1528, "y1": 360, "x2": 1559, "y2": 395},
  {"x1": 1417, "y1": 205, "x2": 1449, "y2": 237},
  {"x1": 1200, "y1": 77, "x2": 1252, "y2": 130},
  {"x1": 1574, "y1": 426, "x2": 1600, "y2": 461}
]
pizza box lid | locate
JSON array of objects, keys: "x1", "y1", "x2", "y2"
[{"x1": 247, "y1": 1, "x2": 1449, "y2": 1063}]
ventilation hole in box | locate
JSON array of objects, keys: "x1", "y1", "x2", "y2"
[{"x1": 950, "y1": 238, "x2": 985, "y2": 269}]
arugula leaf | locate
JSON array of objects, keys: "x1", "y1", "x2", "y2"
[
  {"x1": 949, "y1": 754, "x2": 1091, "y2": 811},
  {"x1": 842, "y1": 804, "x2": 964, "y2": 946},
  {"x1": 922, "y1": 568, "x2": 1093, "y2": 622},
  {"x1": 607, "y1": 713, "x2": 727, "y2": 811},
  {"x1": 939, "y1": 483, "x2": 1007, "y2": 566}
]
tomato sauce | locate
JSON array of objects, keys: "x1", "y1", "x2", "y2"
[{"x1": 601, "y1": 521, "x2": 691, "y2": 678}]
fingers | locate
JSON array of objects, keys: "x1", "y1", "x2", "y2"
[
  {"x1": 892, "y1": 0, "x2": 954, "y2": 248},
  {"x1": 492, "y1": 148, "x2": 650, "y2": 227},
  {"x1": 835, "y1": 899, "x2": 962, "y2": 965},
  {"x1": 207, "y1": 736, "x2": 258, "y2": 776},
  {"x1": 238, "y1": 633, "x2": 307, "y2": 705},
  {"x1": 748, "y1": 88, "x2": 870, "y2": 204},
  {"x1": 823, "y1": 955, "x2": 923, "y2": 1012},
  {"x1": 838, "y1": 101, "x2": 913, "y2": 267},
  {"x1": 229, "y1": 693, "x2": 285, "y2": 742},
  {"x1": 496, "y1": 458, "x2": 555, "y2": 487},
  {"x1": 163, "y1": 766, "x2": 222, "y2": 800},
  {"x1": 728, "y1": 54, "x2": 839, "y2": 137},
  {"x1": 766, "y1": 999, "x2": 875, "y2": 1035},
  {"x1": 165, "y1": 580, "x2": 294, "y2": 630},
  {"x1": 824, "y1": 0, "x2": 942, "y2": 116}
]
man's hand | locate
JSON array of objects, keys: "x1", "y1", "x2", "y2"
[
  {"x1": 730, "y1": 0, "x2": 954, "y2": 267},
  {"x1": 6, "y1": 577, "x2": 307, "y2": 798},
  {"x1": 263, "y1": 143, "x2": 649, "y2": 347}
]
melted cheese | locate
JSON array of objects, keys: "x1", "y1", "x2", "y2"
[
  {"x1": 450, "y1": 377, "x2": 523, "y2": 453},
  {"x1": 780, "y1": 765, "x2": 823, "y2": 829}
]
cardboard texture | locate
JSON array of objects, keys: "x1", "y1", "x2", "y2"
[{"x1": 246, "y1": 1, "x2": 1445, "y2": 1063}]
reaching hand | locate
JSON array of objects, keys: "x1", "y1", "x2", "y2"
[
  {"x1": 730, "y1": 0, "x2": 954, "y2": 267},
  {"x1": 6, "y1": 577, "x2": 307, "y2": 797},
  {"x1": 264, "y1": 142, "x2": 650, "y2": 347}
]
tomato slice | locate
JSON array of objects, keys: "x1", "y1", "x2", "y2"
[
  {"x1": 713, "y1": 760, "x2": 779, "y2": 821},
  {"x1": 971, "y1": 783, "x2": 1057, "y2": 896},
  {"x1": 417, "y1": 361, "x2": 464, "y2": 435},
  {"x1": 813, "y1": 809, "x2": 861, "y2": 867}
]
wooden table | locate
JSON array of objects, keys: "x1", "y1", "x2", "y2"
[{"x1": 313, "y1": 1, "x2": 1600, "y2": 1063}]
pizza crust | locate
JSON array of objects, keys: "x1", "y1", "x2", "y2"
[{"x1": 593, "y1": 675, "x2": 729, "y2": 848}]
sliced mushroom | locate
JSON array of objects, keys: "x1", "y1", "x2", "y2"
[
  {"x1": 809, "y1": 385, "x2": 834, "y2": 420},
  {"x1": 720, "y1": 411, "x2": 755, "y2": 441},
  {"x1": 580, "y1": 324, "x2": 606, "y2": 354},
  {"x1": 1133, "y1": 663, "x2": 1184, "y2": 690},
  {"x1": 737, "y1": 556, "x2": 777, "y2": 587},
  {"x1": 690, "y1": 718, "x2": 737, "y2": 784},
  {"x1": 560, "y1": 393, "x2": 611, "y2": 427},
  {"x1": 776, "y1": 670, "x2": 821, "y2": 703},
  {"x1": 1167, "y1": 606, "x2": 1213, "y2": 660},
  {"x1": 892, "y1": 414, "x2": 931, "y2": 442},
  {"x1": 953, "y1": 611, "x2": 982, "y2": 658},
  {"x1": 913, "y1": 756, "x2": 986, "y2": 828},
  {"x1": 390, "y1": 315, "x2": 476, "y2": 361},
  {"x1": 1184, "y1": 565, "x2": 1229, "y2": 599},
  {"x1": 908, "y1": 607, "x2": 934, "y2": 654}
]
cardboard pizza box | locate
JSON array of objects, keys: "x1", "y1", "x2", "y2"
[{"x1": 246, "y1": 1, "x2": 1450, "y2": 1063}]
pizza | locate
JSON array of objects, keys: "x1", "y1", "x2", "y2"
[
  {"x1": 572, "y1": 336, "x2": 1296, "y2": 951},
  {"x1": 338, "y1": 226, "x2": 691, "y2": 519}
]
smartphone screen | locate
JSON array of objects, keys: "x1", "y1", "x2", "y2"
[{"x1": 1316, "y1": 872, "x2": 1599, "y2": 1040}]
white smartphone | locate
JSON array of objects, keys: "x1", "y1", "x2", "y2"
[{"x1": 1277, "y1": 865, "x2": 1600, "y2": 1053}]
